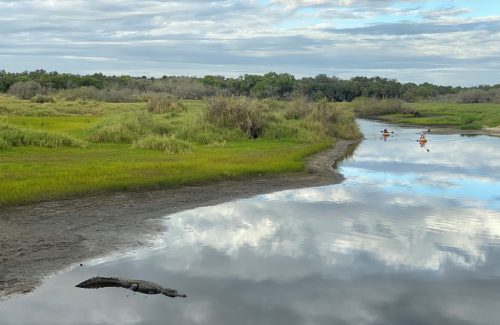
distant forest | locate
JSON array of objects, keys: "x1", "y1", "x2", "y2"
[{"x1": 1, "y1": 70, "x2": 500, "y2": 103}]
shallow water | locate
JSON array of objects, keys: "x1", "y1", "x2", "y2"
[{"x1": 2, "y1": 120, "x2": 500, "y2": 325}]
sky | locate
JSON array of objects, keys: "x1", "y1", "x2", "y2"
[{"x1": 1, "y1": 0, "x2": 500, "y2": 86}]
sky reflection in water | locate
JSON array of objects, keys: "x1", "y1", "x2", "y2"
[{"x1": 1, "y1": 120, "x2": 500, "y2": 325}]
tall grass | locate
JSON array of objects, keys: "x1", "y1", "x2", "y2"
[
  {"x1": 0, "y1": 123, "x2": 85, "y2": 148},
  {"x1": 0, "y1": 137, "x2": 10, "y2": 149},
  {"x1": 204, "y1": 96, "x2": 361, "y2": 141},
  {"x1": 145, "y1": 94, "x2": 186, "y2": 114},
  {"x1": 133, "y1": 135, "x2": 192, "y2": 153},
  {"x1": 307, "y1": 100, "x2": 361, "y2": 139},
  {"x1": 87, "y1": 111, "x2": 170, "y2": 143},
  {"x1": 31, "y1": 94, "x2": 55, "y2": 103},
  {"x1": 174, "y1": 117, "x2": 246, "y2": 144},
  {"x1": 205, "y1": 96, "x2": 266, "y2": 139}
]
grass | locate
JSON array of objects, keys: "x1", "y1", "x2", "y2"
[
  {"x1": 132, "y1": 135, "x2": 193, "y2": 153},
  {"x1": 0, "y1": 94, "x2": 143, "y2": 116},
  {"x1": 0, "y1": 116, "x2": 99, "y2": 137},
  {"x1": 0, "y1": 123, "x2": 85, "y2": 148},
  {"x1": 0, "y1": 94, "x2": 357, "y2": 206},
  {"x1": 364, "y1": 101, "x2": 500, "y2": 129},
  {"x1": 0, "y1": 141, "x2": 330, "y2": 206}
]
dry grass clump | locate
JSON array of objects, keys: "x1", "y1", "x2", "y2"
[
  {"x1": 282, "y1": 98, "x2": 362, "y2": 140},
  {"x1": 284, "y1": 97, "x2": 309, "y2": 120},
  {"x1": 146, "y1": 94, "x2": 186, "y2": 114},
  {"x1": 0, "y1": 123, "x2": 85, "y2": 148},
  {"x1": 308, "y1": 100, "x2": 361, "y2": 139},
  {"x1": 31, "y1": 94, "x2": 55, "y2": 103},
  {"x1": 205, "y1": 96, "x2": 266, "y2": 138},
  {"x1": 133, "y1": 135, "x2": 192, "y2": 153}
]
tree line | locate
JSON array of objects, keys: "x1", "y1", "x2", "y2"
[{"x1": 1, "y1": 69, "x2": 499, "y2": 103}]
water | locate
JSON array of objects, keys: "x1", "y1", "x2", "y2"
[{"x1": 2, "y1": 120, "x2": 500, "y2": 324}]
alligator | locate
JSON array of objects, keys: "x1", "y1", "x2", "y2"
[{"x1": 76, "y1": 276, "x2": 187, "y2": 298}]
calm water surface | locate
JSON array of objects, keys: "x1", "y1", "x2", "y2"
[{"x1": 2, "y1": 120, "x2": 500, "y2": 325}]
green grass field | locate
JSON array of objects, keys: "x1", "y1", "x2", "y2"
[
  {"x1": 0, "y1": 95, "x2": 358, "y2": 206},
  {"x1": 379, "y1": 102, "x2": 500, "y2": 129}
]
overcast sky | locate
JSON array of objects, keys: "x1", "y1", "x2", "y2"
[{"x1": 1, "y1": 0, "x2": 499, "y2": 85}]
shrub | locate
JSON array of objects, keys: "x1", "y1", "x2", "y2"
[
  {"x1": 205, "y1": 96, "x2": 266, "y2": 139},
  {"x1": 459, "y1": 89, "x2": 494, "y2": 103},
  {"x1": 133, "y1": 135, "x2": 192, "y2": 153},
  {"x1": 88, "y1": 111, "x2": 170, "y2": 143},
  {"x1": 146, "y1": 94, "x2": 186, "y2": 113},
  {"x1": 58, "y1": 86, "x2": 138, "y2": 102},
  {"x1": 7, "y1": 81, "x2": 43, "y2": 100},
  {"x1": 0, "y1": 123, "x2": 85, "y2": 148},
  {"x1": 31, "y1": 94, "x2": 55, "y2": 103},
  {"x1": 146, "y1": 77, "x2": 216, "y2": 99},
  {"x1": 352, "y1": 97, "x2": 416, "y2": 117}
]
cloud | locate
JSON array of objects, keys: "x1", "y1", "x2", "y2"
[
  {"x1": 0, "y1": 0, "x2": 499, "y2": 85},
  {"x1": 271, "y1": 0, "x2": 420, "y2": 10}
]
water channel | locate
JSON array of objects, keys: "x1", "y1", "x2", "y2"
[{"x1": 1, "y1": 120, "x2": 500, "y2": 324}]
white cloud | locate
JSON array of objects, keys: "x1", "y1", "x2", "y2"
[{"x1": 0, "y1": 0, "x2": 499, "y2": 84}]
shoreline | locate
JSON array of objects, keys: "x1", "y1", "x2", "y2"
[
  {"x1": 0, "y1": 139, "x2": 360, "y2": 300},
  {"x1": 372, "y1": 117, "x2": 500, "y2": 137}
]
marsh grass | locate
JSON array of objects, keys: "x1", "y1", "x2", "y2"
[
  {"x1": 0, "y1": 94, "x2": 143, "y2": 116},
  {"x1": 133, "y1": 135, "x2": 192, "y2": 153},
  {"x1": 0, "y1": 137, "x2": 10, "y2": 149},
  {"x1": 0, "y1": 95, "x2": 361, "y2": 206},
  {"x1": 205, "y1": 96, "x2": 266, "y2": 138},
  {"x1": 87, "y1": 111, "x2": 170, "y2": 142},
  {"x1": 0, "y1": 116, "x2": 99, "y2": 138},
  {"x1": 204, "y1": 96, "x2": 361, "y2": 141},
  {"x1": 282, "y1": 99, "x2": 362, "y2": 140},
  {"x1": 0, "y1": 123, "x2": 85, "y2": 148},
  {"x1": 0, "y1": 140, "x2": 330, "y2": 206},
  {"x1": 379, "y1": 102, "x2": 500, "y2": 129},
  {"x1": 31, "y1": 94, "x2": 55, "y2": 104}
]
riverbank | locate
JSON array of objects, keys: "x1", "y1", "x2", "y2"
[
  {"x1": 0, "y1": 139, "x2": 359, "y2": 300},
  {"x1": 374, "y1": 102, "x2": 500, "y2": 134}
]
